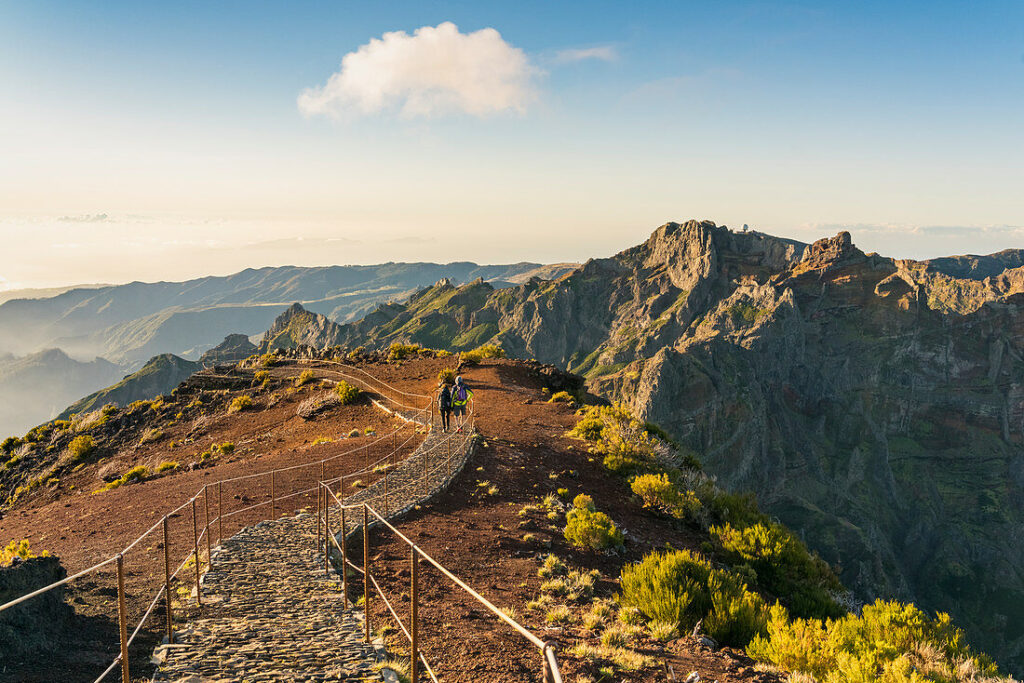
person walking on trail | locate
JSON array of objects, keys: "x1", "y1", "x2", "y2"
[
  {"x1": 452, "y1": 375, "x2": 473, "y2": 432},
  {"x1": 437, "y1": 381, "x2": 453, "y2": 432}
]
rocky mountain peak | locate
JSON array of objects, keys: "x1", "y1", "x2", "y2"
[{"x1": 801, "y1": 231, "x2": 862, "y2": 265}]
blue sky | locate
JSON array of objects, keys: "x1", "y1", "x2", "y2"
[{"x1": 0, "y1": 1, "x2": 1021, "y2": 287}]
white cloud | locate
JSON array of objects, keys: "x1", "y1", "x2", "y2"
[
  {"x1": 554, "y1": 46, "x2": 617, "y2": 63},
  {"x1": 298, "y1": 22, "x2": 536, "y2": 119}
]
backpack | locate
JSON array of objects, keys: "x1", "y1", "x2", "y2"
[{"x1": 454, "y1": 385, "x2": 468, "y2": 402}]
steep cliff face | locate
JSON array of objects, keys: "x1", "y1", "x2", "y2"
[{"x1": 323, "y1": 220, "x2": 1024, "y2": 673}]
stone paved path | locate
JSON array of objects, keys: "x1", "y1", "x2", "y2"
[{"x1": 151, "y1": 513, "x2": 380, "y2": 682}]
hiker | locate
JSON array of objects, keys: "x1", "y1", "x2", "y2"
[
  {"x1": 437, "y1": 381, "x2": 453, "y2": 432},
  {"x1": 452, "y1": 375, "x2": 473, "y2": 432}
]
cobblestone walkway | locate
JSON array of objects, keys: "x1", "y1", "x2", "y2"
[{"x1": 151, "y1": 513, "x2": 380, "y2": 682}]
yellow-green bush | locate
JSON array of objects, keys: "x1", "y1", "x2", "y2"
[
  {"x1": 95, "y1": 465, "x2": 150, "y2": 493},
  {"x1": 564, "y1": 494, "x2": 623, "y2": 550},
  {"x1": 68, "y1": 435, "x2": 95, "y2": 463},
  {"x1": 387, "y1": 342, "x2": 422, "y2": 361},
  {"x1": 710, "y1": 521, "x2": 842, "y2": 619},
  {"x1": 619, "y1": 548, "x2": 767, "y2": 647},
  {"x1": 259, "y1": 353, "x2": 277, "y2": 368},
  {"x1": 229, "y1": 395, "x2": 254, "y2": 412},
  {"x1": 549, "y1": 391, "x2": 574, "y2": 403},
  {"x1": 156, "y1": 461, "x2": 178, "y2": 474},
  {"x1": 630, "y1": 473, "x2": 701, "y2": 520},
  {"x1": 254, "y1": 369, "x2": 270, "y2": 384},
  {"x1": 334, "y1": 381, "x2": 361, "y2": 405},
  {"x1": 1, "y1": 539, "x2": 47, "y2": 566},
  {"x1": 568, "y1": 404, "x2": 655, "y2": 475},
  {"x1": 462, "y1": 343, "x2": 505, "y2": 364},
  {"x1": 437, "y1": 368, "x2": 456, "y2": 385},
  {"x1": 747, "y1": 600, "x2": 1001, "y2": 683},
  {"x1": 294, "y1": 369, "x2": 315, "y2": 387}
]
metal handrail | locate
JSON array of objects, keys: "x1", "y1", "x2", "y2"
[
  {"x1": 317, "y1": 411, "x2": 565, "y2": 683},
  {"x1": 0, "y1": 361, "x2": 440, "y2": 682}
]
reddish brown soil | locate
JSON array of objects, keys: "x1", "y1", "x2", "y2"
[
  {"x1": 1, "y1": 357, "x2": 781, "y2": 683},
  {"x1": 356, "y1": 360, "x2": 784, "y2": 683}
]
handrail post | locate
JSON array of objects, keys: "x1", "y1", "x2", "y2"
[
  {"x1": 162, "y1": 516, "x2": 173, "y2": 644},
  {"x1": 217, "y1": 481, "x2": 223, "y2": 545},
  {"x1": 410, "y1": 545, "x2": 419, "y2": 682},
  {"x1": 204, "y1": 485, "x2": 211, "y2": 561},
  {"x1": 384, "y1": 467, "x2": 389, "y2": 517},
  {"x1": 191, "y1": 498, "x2": 202, "y2": 608},
  {"x1": 363, "y1": 504, "x2": 371, "y2": 643},
  {"x1": 116, "y1": 553, "x2": 130, "y2": 683},
  {"x1": 316, "y1": 478, "x2": 322, "y2": 552},
  {"x1": 323, "y1": 485, "x2": 330, "y2": 575},
  {"x1": 543, "y1": 641, "x2": 559, "y2": 683},
  {"x1": 340, "y1": 505, "x2": 348, "y2": 609},
  {"x1": 271, "y1": 470, "x2": 276, "y2": 519}
]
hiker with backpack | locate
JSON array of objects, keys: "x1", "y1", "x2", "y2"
[
  {"x1": 452, "y1": 375, "x2": 473, "y2": 432},
  {"x1": 437, "y1": 381, "x2": 453, "y2": 432}
]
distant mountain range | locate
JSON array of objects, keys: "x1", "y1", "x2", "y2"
[{"x1": 0, "y1": 262, "x2": 575, "y2": 437}]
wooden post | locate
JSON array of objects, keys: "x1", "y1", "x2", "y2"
[
  {"x1": 363, "y1": 504, "x2": 371, "y2": 643},
  {"x1": 323, "y1": 485, "x2": 330, "y2": 575},
  {"x1": 116, "y1": 554, "x2": 130, "y2": 683},
  {"x1": 271, "y1": 470, "x2": 276, "y2": 519},
  {"x1": 192, "y1": 498, "x2": 202, "y2": 608},
  {"x1": 316, "y1": 477, "x2": 322, "y2": 551},
  {"x1": 217, "y1": 481, "x2": 223, "y2": 545},
  {"x1": 384, "y1": 467, "x2": 389, "y2": 517},
  {"x1": 162, "y1": 517, "x2": 173, "y2": 644},
  {"x1": 410, "y1": 545, "x2": 419, "y2": 682},
  {"x1": 340, "y1": 505, "x2": 348, "y2": 609},
  {"x1": 204, "y1": 485, "x2": 211, "y2": 561}
]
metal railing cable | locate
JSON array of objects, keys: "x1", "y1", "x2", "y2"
[
  {"x1": 0, "y1": 361, "x2": 439, "y2": 683},
  {"x1": 316, "y1": 399, "x2": 564, "y2": 683}
]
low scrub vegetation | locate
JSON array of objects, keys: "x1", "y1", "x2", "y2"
[
  {"x1": 156, "y1": 461, "x2": 179, "y2": 474},
  {"x1": 229, "y1": 395, "x2": 254, "y2": 412},
  {"x1": 630, "y1": 472, "x2": 700, "y2": 520},
  {"x1": 1, "y1": 539, "x2": 47, "y2": 566},
  {"x1": 67, "y1": 435, "x2": 95, "y2": 464},
  {"x1": 294, "y1": 369, "x2": 315, "y2": 387},
  {"x1": 461, "y1": 343, "x2": 505, "y2": 364},
  {"x1": 564, "y1": 494, "x2": 623, "y2": 551},
  {"x1": 437, "y1": 368, "x2": 455, "y2": 385},
  {"x1": 620, "y1": 548, "x2": 767, "y2": 647},
  {"x1": 95, "y1": 465, "x2": 150, "y2": 494},
  {"x1": 748, "y1": 599, "x2": 1006, "y2": 683},
  {"x1": 334, "y1": 380, "x2": 361, "y2": 405},
  {"x1": 259, "y1": 353, "x2": 278, "y2": 367}
]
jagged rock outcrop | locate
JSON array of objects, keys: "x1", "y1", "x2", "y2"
[
  {"x1": 259, "y1": 303, "x2": 346, "y2": 352},
  {"x1": 199, "y1": 333, "x2": 257, "y2": 365},
  {"x1": 322, "y1": 219, "x2": 1024, "y2": 674}
]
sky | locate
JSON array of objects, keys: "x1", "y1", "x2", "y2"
[{"x1": 0, "y1": 0, "x2": 1022, "y2": 289}]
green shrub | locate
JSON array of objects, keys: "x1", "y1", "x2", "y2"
[
  {"x1": 619, "y1": 548, "x2": 767, "y2": 647},
  {"x1": 348, "y1": 429, "x2": 360, "y2": 438},
  {"x1": 217, "y1": 442, "x2": 235, "y2": 454},
  {"x1": 747, "y1": 599, "x2": 1000, "y2": 683},
  {"x1": 630, "y1": 473, "x2": 701, "y2": 520},
  {"x1": 156, "y1": 461, "x2": 179, "y2": 473},
  {"x1": 568, "y1": 404, "x2": 655, "y2": 475},
  {"x1": 294, "y1": 369, "x2": 315, "y2": 387},
  {"x1": 437, "y1": 368, "x2": 456, "y2": 385},
  {"x1": 710, "y1": 521, "x2": 843, "y2": 619},
  {"x1": 549, "y1": 391, "x2": 574, "y2": 403},
  {"x1": 254, "y1": 369, "x2": 269, "y2": 384},
  {"x1": 1, "y1": 539, "x2": 48, "y2": 566},
  {"x1": 259, "y1": 353, "x2": 277, "y2": 368},
  {"x1": 334, "y1": 380, "x2": 361, "y2": 405},
  {"x1": 95, "y1": 465, "x2": 150, "y2": 493},
  {"x1": 68, "y1": 435, "x2": 95, "y2": 463},
  {"x1": 1, "y1": 436, "x2": 22, "y2": 454},
  {"x1": 387, "y1": 342, "x2": 422, "y2": 361},
  {"x1": 462, "y1": 343, "x2": 505, "y2": 364},
  {"x1": 564, "y1": 495, "x2": 623, "y2": 550},
  {"x1": 229, "y1": 395, "x2": 254, "y2": 412},
  {"x1": 139, "y1": 428, "x2": 164, "y2": 445}
]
